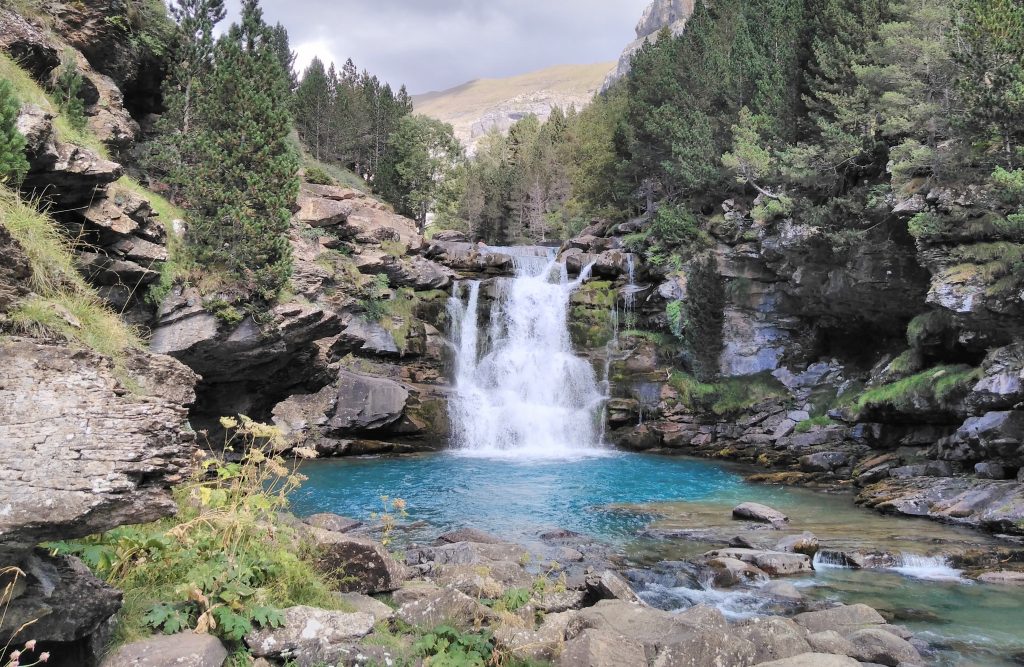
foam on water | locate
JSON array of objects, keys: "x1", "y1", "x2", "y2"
[
  {"x1": 890, "y1": 553, "x2": 965, "y2": 582},
  {"x1": 447, "y1": 248, "x2": 605, "y2": 457}
]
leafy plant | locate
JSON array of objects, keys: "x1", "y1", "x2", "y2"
[
  {"x1": 53, "y1": 54, "x2": 87, "y2": 132},
  {"x1": 413, "y1": 625, "x2": 495, "y2": 667},
  {"x1": 47, "y1": 417, "x2": 329, "y2": 646},
  {"x1": 370, "y1": 495, "x2": 408, "y2": 548}
]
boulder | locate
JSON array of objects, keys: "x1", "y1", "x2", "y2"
[
  {"x1": 244, "y1": 606, "x2": 375, "y2": 666},
  {"x1": 976, "y1": 570, "x2": 1024, "y2": 585},
  {"x1": 653, "y1": 631, "x2": 758, "y2": 667},
  {"x1": 775, "y1": 532, "x2": 820, "y2": 557},
  {"x1": 755, "y1": 654, "x2": 860, "y2": 667},
  {"x1": 567, "y1": 599, "x2": 714, "y2": 647},
  {"x1": 704, "y1": 549, "x2": 812, "y2": 576},
  {"x1": 734, "y1": 616, "x2": 811, "y2": 664},
  {"x1": 405, "y1": 541, "x2": 530, "y2": 567},
  {"x1": 303, "y1": 513, "x2": 363, "y2": 534},
  {"x1": 559, "y1": 628, "x2": 647, "y2": 667},
  {"x1": 101, "y1": 633, "x2": 228, "y2": 667},
  {"x1": 732, "y1": 502, "x2": 789, "y2": 526},
  {"x1": 707, "y1": 557, "x2": 769, "y2": 587},
  {"x1": 1, "y1": 553, "x2": 121, "y2": 655},
  {"x1": 395, "y1": 588, "x2": 496, "y2": 631},
  {"x1": 333, "y1": 315, "x2": 402, "y2": 358},
  {"x1": 308, "y1": 528, "x2": 406, "y2": 594},
  {"x1": 975, "y1": 461, "x2": 1010, "y2": 479},
  {"x1": 793, "y1": 604, "x2": 886, "y2": 635},
  {"x1": 965, "y1": 344, "x2": 1024, "y2": 412},
  {"x1": 436, "y1": 528, "x2": 506, "y2": 545},
  {"x1": 586, "y1": 569, "x2": 643, "y2": 603},
  {"x1": 805, "y1": 630, "x2": 856, "y2": 656},
  {"x1": 0, "y1": 339, "x2": 196, "y2": 560},
  {"x1": 272, "y1": 386, "x2": 337, "y2": 441},
  {"x1": 939, "y1": 411, "x2": 1024, "y2": 466},
  {"x1": 496, "y1": 610, "x2": 571, "y2": 661},
  {"x1": 334, "y1": 592, "x2": 394, "y2": 622},
  {"x1": 329, "y1": 370, "x2": 409, "y2": 433},
  {"x1": 846, "y1": 628, "x2": 923, "y2": 666},
  {"x1": 375, "y1": 255, "x2": 455, "y2": 290},
  {"x1": 0, "y1": 9, "x2": 60, "y2": 78},
  {"x1": 799, "y1": 451, "x2": 850, "y2": 473},
  {"x1": 761, "y1": 580, "x2": 804, "y2": 602}
]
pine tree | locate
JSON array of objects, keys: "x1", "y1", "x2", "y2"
[
  {"x1": 379, "y1": 115, "x2": 461, "y2": 232},
  {"x1": 0, "y1": 80, "x2": 28, "y2": 184},
  {"x1": 181, "y1": 0, "x2": 299, "y2": 300},
  {"x1": 269, "y1": 23, "x2": 297, "y2": 90},
  {"x1": 294, "y1": 57, "x2": 332, "y2": 160},
  {"x1": 955, "y1": 0, "x2": 1024, "y2": 167}
]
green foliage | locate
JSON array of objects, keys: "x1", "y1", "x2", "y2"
[
  {"x1": 53, "y1": 54, "x2": 87, "y2": 132},
  {"x1": 851, "y1": 365, "x2": 981, "y2": 415},
  {"x1": 669, "y1": 371, "x2": 788, "y2": 417},
  {"x1": 177, "y1": 0, "x2": 300, "y2": 302},
  {"x1": 955, "y1": 0, "x2": 1024, "y2": 168},
  {"x1": 46, "y1": 417, "x2": 331, "y2": 646},
  {"x1": 907, "y1": 310, "x2": 955, "y2": 348},
  {"x1": 378, "y1": 114, "x2": 462, "y2": 232},
  {"x1": 992, "y1": 167, "x2": 1024, "y2": 204},
  {"x1": 794, "y1": 416, "x2": 837, "y2": 433},
  {"x1": 494, "y1": 588, "x2": 530, "y2": 613},
  {"x1": 752, "y1": 196, "x2": 795, "y2": 224},
  {"x1": 303, "y1": 165, "x2": 334, "y2": 185},
  {"x1": 649, "y1": 204, "x2": 705, "y2": 249},
  {"x1": 1, "y1": 188, "x2": 142, "y2": 369},
  {"x1": 0, "y1": 79, "x2": 27, "y2": 184},
  {"x1": 666, "y1": 300, "x2": 684, "y2": 339},
  {"x1": 413, "y1": 625, "x2": 495, "y2": 667},
  {"x1": 908, "y1": 211, "x2": 947, "y2": 240}
]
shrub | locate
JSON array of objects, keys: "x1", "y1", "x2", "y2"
[
  {"x1": 304, "y1": 165, "x2": 335, "y2": 186},
  {"x1": 752, "y1": 195, "x2": 794, "y2": 224},
  {"x1": 992, "y1": 166, "x2": 1024, "y2": 205},
  {"x1": 0, "y1": 79, "x2": 28, "y2": 184},
  {"x1": 53, "y1": 54, "x2": 87, "y2": 132},
  {"x1": 794, "y1": 416, "x2": 836, "y2": 433},
  {"x1": 852, "y1": 365, "x2": 981, "y2": 415},
  {"x1": 47, "y1": 417, "x2": 330, "y2": 646},
  {"x1": 650, "y1": 204, "x2": 705, "y2": 248},
  {"x1": 908, "y1": 211, "x2": 947, "y2": 240},
  {"x1": 413, "y1": 625, "x2": 495, "y2": 666},
  {"x1": 669, "y1": 371, "x2": 787, "y2": 417}
]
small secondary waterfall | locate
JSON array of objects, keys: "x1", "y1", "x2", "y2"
[{"x1": 447, "y1": 248, "x2": 605, "y2": 456}]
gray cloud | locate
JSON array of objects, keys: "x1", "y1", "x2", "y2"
[{"x1": 227, "y1": 0, "x2": 650, "y2": 94}]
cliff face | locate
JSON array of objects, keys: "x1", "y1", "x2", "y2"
[
  {"x1": 559, "y1": 183, "x2": 1024, "y2": 536},
  {"x1": 603, "y1": 0, "x2": 696, "y2": 90}
]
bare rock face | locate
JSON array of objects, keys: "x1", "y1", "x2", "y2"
[
  {"x1": 0, "y1": 338, "x2": 197, "y2": 560},
  {"x1": 0, "y1": 9, "x2": 60, "y2": 78},
  {"x1": 0, "y1": 223, "x2": 32, "y2": 311},
  {"x1": 244, "y1": 606, "x2": 375, "y2": 666},
  {"x1": 604, "y1": 0, "x2": 696, "y2": 90},
  {"x1": 329, "y1": 369, "x2": 410, "y2": 432}
]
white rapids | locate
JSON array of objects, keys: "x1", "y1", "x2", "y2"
[{"x1": 446, "y1": 247, "x2": 607, "y2": 458}]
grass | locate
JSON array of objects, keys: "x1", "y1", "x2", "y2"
[
  {"x1": 850, "y1": 364, "x2": 982, "y2": 416},
  {"x1": 0, "y1": 52, "x2": 109, "y2": 157},
  {"x1": 299, "y1": 145, "x2": 369, "y2": 192},
  {"x1": 1, "y1": 188, "x2": 142, "y2": 363},
  {"x1": 669, "y1": 370, "x2": 789, "y2": 417}
]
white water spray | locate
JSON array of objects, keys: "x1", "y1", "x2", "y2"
[{"x1": 447, "y1": 247, "x2": 606, "y2": 457}]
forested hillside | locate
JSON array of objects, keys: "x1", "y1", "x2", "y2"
[{"x1": 434, "y1": 0, "x2": 1023, "y2": 251}]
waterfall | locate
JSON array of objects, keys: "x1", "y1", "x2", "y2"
[
  {"x1": 891, "y1": 554, "x2": 963, "y2": 582},
  {"x1": 447, "y1": 249, "x2": 606, "y2": 457}
]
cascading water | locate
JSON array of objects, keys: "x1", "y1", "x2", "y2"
[{"x1": 447, "y1": 247, "x2": 605, "y2": 457}]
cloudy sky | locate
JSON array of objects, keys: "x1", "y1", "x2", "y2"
[{"x1": 234, "y1": 0, "x2": 651, "y2": 94}]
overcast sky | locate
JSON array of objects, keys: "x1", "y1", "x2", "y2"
[{"x1": 230, "y1": 0, "x2": 651, "y2": 95}]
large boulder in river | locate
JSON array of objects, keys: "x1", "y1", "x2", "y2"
[
  {"x1": 846, "y1": 628, "x2": 922, "y2": 666},
  {"x1": 703, "y1": 548, "x2": 811, "y2": 576},
  {"x1": 732, "y1": 502, "x2": 789, "y2": 526},
  {"x1": 328, "y1": 369, "x2": 410, "y2": 433}
]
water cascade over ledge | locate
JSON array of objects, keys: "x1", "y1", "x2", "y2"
[{"x1": 446, "y1": 246, "x2": 605, "y2": 457}]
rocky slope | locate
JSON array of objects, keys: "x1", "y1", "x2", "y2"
[
  {"x1": 555, "y1": 186, "x2": 1024, "y2": 537},
  {"x1": 413, "y1": 62, "x2": 613, "y2": 151}
]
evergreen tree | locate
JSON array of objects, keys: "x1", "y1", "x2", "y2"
[
  {"x1": 0, "y1": 80, "x2": 28, "y2": 184},
  {"x1": 181, "y1": 0, "x2": 299, "y2": 300},
  {"x1": 293, "y1": 57, "x2": 332, "y2": 160},
  {"x1": 269, "y1": 23, "x2": 297, "y2": 90},
  {"x1": 955, "y1": 0, "x2": 1024, "y2": 167}
]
